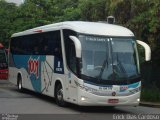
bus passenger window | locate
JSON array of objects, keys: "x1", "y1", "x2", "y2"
[
  {"x1": 34, "y1": 46, "x2": 39, "y2": 54},
  {"x1": 43, "y1": 45, "x2": 49, "y2": 54},
  {"x1": 54, "y1": 47, "x2": 60, "y2": 57}
]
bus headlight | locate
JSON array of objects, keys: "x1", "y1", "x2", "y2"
[
  {"x1": 137, "y1": 98, "x2": 140, "y2": 102},
  {"x1": 81, "y1": 96, "x2": 87, "y2": 101}
]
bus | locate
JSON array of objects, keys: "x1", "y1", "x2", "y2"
[
  {"x1": 9, "y1": 21, "x2": 151, "y2": 106},
  {"x1": 0, "y1": 43, "x2": 8, "y2": 80}
]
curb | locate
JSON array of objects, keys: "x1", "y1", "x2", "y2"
[{"x1": 140, "y1": 102, "x2": 160, "y2": 108}]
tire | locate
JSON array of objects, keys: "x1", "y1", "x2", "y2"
[
  {"x1": 17, "y1": 75, "x2": 23, "y2": 91},
  {"x1": 55, "y1": 84, "x2": 66, "y2": 107}
]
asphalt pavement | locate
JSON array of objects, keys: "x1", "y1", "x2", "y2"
[{"x1": 0, "y1": 80, "x2": 160, "y2": 120}]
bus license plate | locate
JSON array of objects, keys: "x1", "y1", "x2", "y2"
[{"x1": 108, "y1": 99, "x2": 119, "y2": 104}]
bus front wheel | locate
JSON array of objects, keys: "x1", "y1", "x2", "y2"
[{"x1": 55, "y1": 84, "x2": 66, "y2": 107}]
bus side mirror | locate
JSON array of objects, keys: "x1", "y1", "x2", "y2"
[
  {"x1": 69, "y1": 36, "x2": 82, "y2": 58},
  {"x1": 136, "y1": 40, "x2": 151, "y2": 61}
]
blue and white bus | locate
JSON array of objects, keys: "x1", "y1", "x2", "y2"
[{"x1": 9, "y1": 21, "x2": 151, "y2": 106}]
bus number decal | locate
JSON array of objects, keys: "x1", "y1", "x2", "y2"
[{"x1": 28, "y1": 57, "x2": 39, "y2": 79}]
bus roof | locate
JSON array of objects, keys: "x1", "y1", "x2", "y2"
[{"x1": 11, "y1": 21, "x2": 134, "y2": 37}]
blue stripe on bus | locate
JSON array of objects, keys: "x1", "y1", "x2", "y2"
[
  {"x1": 128, "y1": 82, "x2": 140, "y2": 88},
  {"x1": 12, "y1": 55, "x2": 46, "y2": 92},
  {"x1": 120, "y1": 81, "x2": 140, "y2": 92}
]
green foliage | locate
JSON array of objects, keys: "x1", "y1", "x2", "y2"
[
  {"x1": 0, "y1": 0, "x2": 18, "y2": 46},
  {"x1": 79, "y1": 0, "x2": 107, "y2": 21},
  {"x1": 0, "y1": 0, "x2": 81, "y2": 47},
  {"x1": 141, "y1": 87, "x2": 160, "y2": 102}
]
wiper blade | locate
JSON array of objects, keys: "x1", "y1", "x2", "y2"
[
  {"x1": 128, "y1": 75, "x2": 138, "y2": 79},
  {"x1": 97, "y1": 59, "x2": 108, "y2": 81},
  {"x1": 115, "y1": 53, "x2": 128, "y2": 78}
]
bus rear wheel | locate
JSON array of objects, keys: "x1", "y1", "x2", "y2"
[{"x1": 55, "y1": 84, "x2": 66, "y2": 107}]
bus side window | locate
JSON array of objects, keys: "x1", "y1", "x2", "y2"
[
  {"x1": 51, "y1": 31, "x2": 62, "y2": 58},
  {"x1": 54, "y1": 47, "x2": 61, "y2": 57},
  {"x1": 43, "y1": 45, "x2": 49, "y2": 54},
  {"x1": 69, "y1": 41, "x2": 77, "y2": 73},
  {"x1": 34, "y1": 46, "x2": 39, "y2": 54},
  {"x1": 63, "y1": 29, "x2": 77, "y2": 74},
  {"x1": 32, "y1": 31, "x2": 62, "y2": 56}
]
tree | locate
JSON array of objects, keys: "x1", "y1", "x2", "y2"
[
  {"x1": 0, "y1": 0, "x2": 18, "y2": 46},
  {"x1": 79, "y1": 0, "x2": 107, "y2": 21}
]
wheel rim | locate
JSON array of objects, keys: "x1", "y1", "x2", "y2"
[
  {"x1": 18, "y1": 80, "x2": 22, "y2": 90},
  {"x1": 57, "y1": 89, "x2": 63, "y2": 102}
]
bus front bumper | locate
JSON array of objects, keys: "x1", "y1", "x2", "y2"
[{"x1": 77, "y1": 89, "x2": 140, "y2": 106}]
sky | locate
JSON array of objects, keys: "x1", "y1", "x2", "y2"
[{"x1": 5, "y1": 0, "x2": 24, "y2": 5}]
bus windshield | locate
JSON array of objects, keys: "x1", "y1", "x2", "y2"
[{"x1": 79, "y1": 35, "x2": 140, "y2": 81}]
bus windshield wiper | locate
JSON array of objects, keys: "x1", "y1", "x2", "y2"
[
  {"x1": 115, "y1": 53, "x2": 128, "y2": 78},
  {"x1": 128, "y1": 74, "x2": 138, "y2": 79},
  {"x1": 97, "y1": 42, "x2": 109, "y2": 82},
  {"x1": 97, "y1": 59, "x2": 108, "y2": 81}
]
